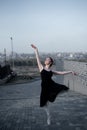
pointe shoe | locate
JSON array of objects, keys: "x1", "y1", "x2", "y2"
[{"x1": 47, "y1": 118, "x2": 51, "y2": 125}]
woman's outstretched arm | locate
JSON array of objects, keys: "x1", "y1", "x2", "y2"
[
  {"x1": 52, "y1": 70, "x2": 76, "y2": 75},
  {"x1": 31, "y1": 44, "x2": 43, "y2": 72}
]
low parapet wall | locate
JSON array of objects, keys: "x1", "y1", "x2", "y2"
[{"x1": 63, "y1": 60, "x2": 87, "y2": 95}]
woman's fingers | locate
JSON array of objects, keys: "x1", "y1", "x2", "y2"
[
  {"x1": 31, "y1": 44, "x2": 37, "y2": 49},
  {"x1": 72, "y1": 72, "x2": 77, "y2": 76}
]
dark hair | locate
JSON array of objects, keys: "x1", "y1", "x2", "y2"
[{"x1": 49, "y1": 57, "x2": 54, "y2": 67}]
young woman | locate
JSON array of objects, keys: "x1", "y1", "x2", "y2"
[{"x1": 31, "y1": 44, "x2": 76, "y2": 125}]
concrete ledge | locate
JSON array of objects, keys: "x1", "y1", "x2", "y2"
[{"x1": 63, "y1": 60, "x2": 87, "y2": 95}]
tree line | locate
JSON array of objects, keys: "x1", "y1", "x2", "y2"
[{"x1": 8, "y1": 58, "x2": 44, "y2": 66}]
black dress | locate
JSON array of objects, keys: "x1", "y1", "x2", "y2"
[{"x1": 40, "y1": 69, "x2": 69, "y2": 107}]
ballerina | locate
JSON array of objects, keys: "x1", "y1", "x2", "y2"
[{"x1": 31, "y1": 44, "x2": 76, "y2": 125}]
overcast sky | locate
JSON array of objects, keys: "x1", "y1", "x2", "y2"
[{"x1": 0, "y1": 0, "x2": 87, "y2": 54}]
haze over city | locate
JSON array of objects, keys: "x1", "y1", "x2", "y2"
[{"x1": 0, "y1": 0, "x2": 87, "y2": 54}]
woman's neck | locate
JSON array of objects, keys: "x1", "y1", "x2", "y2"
[{"x1": 44, "y1": 65, "x2": 51, "y2": 70}]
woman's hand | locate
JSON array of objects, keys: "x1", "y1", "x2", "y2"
[
  {"x1": 31, "y1": 44, "x2": 37, "y2": 50},
  {"x1": 71, "y1": 71, "x2": 77, "y2": 76}
]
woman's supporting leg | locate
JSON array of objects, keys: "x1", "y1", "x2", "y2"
[{"x1": 44, "y1": 102, "x2": 51, "y2": 125}]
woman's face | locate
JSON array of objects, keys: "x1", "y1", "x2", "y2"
[{"x1": 44, "y1": 57, "x2": 52, "y2": 66}]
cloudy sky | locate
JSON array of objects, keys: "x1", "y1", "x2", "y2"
[{"x1": 0, "y1": 0, "x2": 87, "y2": 53}]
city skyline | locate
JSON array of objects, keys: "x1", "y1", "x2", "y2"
[{"x1": 0, "y1": 0, "x2": 87, "y2": 54}]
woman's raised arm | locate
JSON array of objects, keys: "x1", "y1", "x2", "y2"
[{"x1": 31, "y1": 44, "x2": 43, "y2": 72}]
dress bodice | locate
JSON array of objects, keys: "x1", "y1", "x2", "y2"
[{"x1": 40, "y1": 69, "x2": 53, "y2": 83}]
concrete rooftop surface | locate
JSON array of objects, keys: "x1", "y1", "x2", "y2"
[{"x1": 0, "y1": 80, "x2": 87, "y2": 130}]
